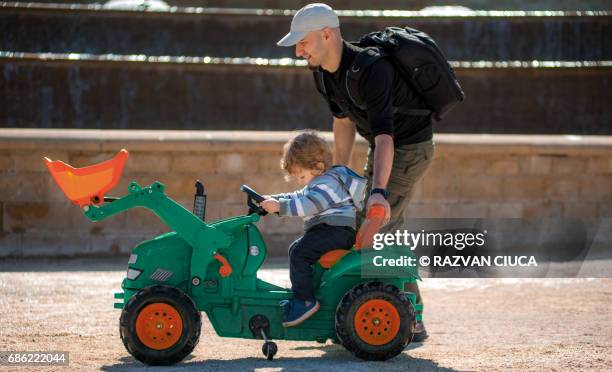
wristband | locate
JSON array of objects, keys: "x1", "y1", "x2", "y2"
[{"x1": 370, "y1": 188, "x2": 389, "y2": 199}]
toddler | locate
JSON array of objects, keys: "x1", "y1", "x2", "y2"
[{"x1": 261, "y1": 131, "x2": 365, "y2": 327}]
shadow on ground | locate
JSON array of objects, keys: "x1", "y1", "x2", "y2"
[{"x1": 101, "y1": 343, "x2": 455, "y2": 372}]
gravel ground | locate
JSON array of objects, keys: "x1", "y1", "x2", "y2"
[{"x1": 0, "y1": 258, "x2": 611, "y2": 371}]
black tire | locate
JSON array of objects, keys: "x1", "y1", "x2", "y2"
[
  {"x1": 335, "y1": 281, "x2": 415, "y2": 361},
  {"x1": 262, "y1": 341, "x2": 278, "y2": 360},
  {"x1": 120, "y1": 285, "x2": 201, "y2": 365}
]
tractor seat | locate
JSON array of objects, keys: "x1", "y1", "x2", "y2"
[
  {"x1": 317, "y1": 204, "x2": 387, "y2": 269},
  {"x1": 318, "y1": 249, "x2": 351, "y2": 269}
]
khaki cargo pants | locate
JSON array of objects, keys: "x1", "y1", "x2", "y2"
[{"x1": 361, "y1": 139, "x2": 435, "y2": 306}]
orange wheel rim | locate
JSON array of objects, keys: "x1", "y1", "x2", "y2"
[
  {"x1": 354, "y1": 299, "x2": 401, "y2": 346},
  {"x1": 135, "y1": 303, "x2": 183, "y2": 350}
]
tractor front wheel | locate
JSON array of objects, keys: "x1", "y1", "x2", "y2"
[
  {"x1": 120, "y1": 285, "x2": 201, "y2": 365},
  {"x1": 335, "y1": 281, "x2": 415, "y2": 361}
]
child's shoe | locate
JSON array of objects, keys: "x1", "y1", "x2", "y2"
[
  {"x1": 281, "y1": 299, "x2": 320, "y2": 327},
  {"x1": 279, "y1": 299, "x2": 293, "y2": 317}
]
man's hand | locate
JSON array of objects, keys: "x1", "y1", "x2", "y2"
[
  {"x1": 261, "y1": 199, "x2": 280, "y2": 214},
  {"x1": 366, "y1": 193, "x2": 391, "y2": 225}
]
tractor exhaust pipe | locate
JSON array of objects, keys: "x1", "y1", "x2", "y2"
[{"x1": 193, "y1": 180, "x2": 207, "y2": 221}]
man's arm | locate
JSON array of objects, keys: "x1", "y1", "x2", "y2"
[
  {"x1": 360, "y1": 59, "x2": 396, "y2": 223},
  {"x1": 371, "y1": 134, "x2": 394, "y2": 189},
  {"x1": 367, "y1": 134, "x2": 393, "y2": 224},
  {"x1": 333, "y1": 116, "x2": 356, "y2": 166}
]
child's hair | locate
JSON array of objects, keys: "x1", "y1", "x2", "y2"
[{"x1": 281, "y1": 131, "x2": 332, "y2": 179}]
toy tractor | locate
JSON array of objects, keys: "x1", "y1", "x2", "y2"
[{"x1": 44, "y1": 149, "x2": 421, "y2": 365}]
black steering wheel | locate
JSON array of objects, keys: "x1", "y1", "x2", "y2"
[{"x1": 240, "y1": 185, "x2": 268, "y2": 216}]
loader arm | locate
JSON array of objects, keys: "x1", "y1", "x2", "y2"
[{"x1": 84, "y1": 181, "x2": 232, "y2": 262}]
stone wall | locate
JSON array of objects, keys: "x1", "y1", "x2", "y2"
[
  {"x1": 3, "y1": 5, "x2": 610, "y2": 60},
  {"x1": 2, "y1": 57, "x2": 609, "y2": 135},
  {"x1": 15, "y1": 0, "x2": 612, "y2": 11},
  {"x1": 0, "y1": 129, "x2": 610, "y2": 257}
]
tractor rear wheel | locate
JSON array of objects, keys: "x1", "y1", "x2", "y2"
[
  {"x1": 335, "y1": 281, "x2": 415, "y2": 361},
  {"x1": 120, "y1": 285, "x2": 201, "y2": 365}
]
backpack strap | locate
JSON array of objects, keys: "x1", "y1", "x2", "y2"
[
  {"x1": 346, "y1": 47, "x2": 384, "y2": 111},
  {"x1": 347, "y1": 46, "x2": 432, "y2": 117}
]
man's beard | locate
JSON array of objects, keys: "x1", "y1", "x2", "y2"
[{"x1": 307, "y1": 62, "x2": 320, "y2": 71}]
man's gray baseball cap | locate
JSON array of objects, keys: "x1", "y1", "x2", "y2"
[{"x1": 277, "y1": 3, "x2": 339, "y2": 47}]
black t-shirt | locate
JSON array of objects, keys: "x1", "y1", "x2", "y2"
[{"x1": 319, "y1": 41, "x2": 433, "y2": 147}]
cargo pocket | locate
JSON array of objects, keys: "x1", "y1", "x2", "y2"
[{"x1": 386, "y1": 143, "x2": 434, "y2": 208}]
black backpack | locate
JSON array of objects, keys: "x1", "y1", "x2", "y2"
[{"x1": 316, "y1": 26, "x2": 465, "y2": 122}]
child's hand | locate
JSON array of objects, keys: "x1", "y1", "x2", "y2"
[{"x1": 261, "y1": 199, "x2": 280, "y2": 214}]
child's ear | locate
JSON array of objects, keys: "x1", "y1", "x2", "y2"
[{"x1": 316, "y1": 162, "x2": 325, "y2": 174}]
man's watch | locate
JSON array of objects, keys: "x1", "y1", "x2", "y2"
[{"x1": 370, "y1": 188, "x2": 390, "y2": 199}]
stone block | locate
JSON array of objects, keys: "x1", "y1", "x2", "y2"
[
  {"x1": 421, "y1": 175, "x2": 459, "y2": 202},
  {"x1": 162, "y1": 175, "x2": 205, "y2": 201},
  {"x1": 0, "y1": 154, "x2": 12, "y2": 171},
  {"x1": 171, "y1": 153, "x2": 216, "y2": 174},
  {"x1": 520, "y1": 156, "x2": 552, "y2": 174},
  {"x1": 89, "y1": 234, "x2": 149, "y2": 256},
  {"x1": 563, "y1": 202, "x2": 599, "y2": 219},
  {"x1": 215, "y1": 153, "x2": 260, "y2": 175},
  {"x1": 258, "y1": 153, "x2": 284, "y2": 175},
  {"x1": 201, "y1": 202, "x2": 222, "y2": 221},
  {"x1": 522, "y1": 201, "x2": 563, "y2": 218},
  {"x1": 579, "y1": 176, "x2": 612, "y2": 202},
  {"x1": 404, "y1": 203, "x2": 450, "y2": 218},
  {"x1": 248, "y1": 177, "x2": 296, "y2": 198},
  {"x1": 485, "y1": 158, "x2": 520, "y2": 175},
  {"x1": 123, "y1": 208, "x2": 170, "y2": 235},
  {"x1": 551, "y1": 157, "x2": 587, "y2": 175},
  {"x1": 488, "y1": 203, "x2": 524, "y2": 218},
  {"x1": 261, "y1": 233, "x2": 295, "y2": 258},
  {"x1": 425, "y1": 155, "x2": 448, "y2": 176},
  {"x1": 4, "y1": 202, "x2": 58, "y2": 233},
  {"x1": 81, "y1": 214, "x2": 128, "y2": 237},
  {"x1": 410, "y1": 180, "x2": 424, "y2": 201},
  {"x1": 448, "y1": 203, "x2": 489, "y2": 218},
  {"x1": 0, "y1": 172, "x2": 47, "y2": 203},
  {"x1": 20, "y1": 232, "x2": 90, "y2": 257},
  {"x1": 13, "y1": 150, "x2": 69, "y2": 172},
  {"x1": 452, "y1": 157, "x2": 491, "y2": 175},
  {"x1": 216, "y1": 203, "x2": 249, "y2": 220},
  {"x1": 586, "y1": 157, "x2": 612, "y2": 174},
  {"x1": 126, "y1": 153, "x2": 171, "y2": 173},
  {"x1": 459, "y1": 175, "x2": 503, "y2": 201},
  {"x1": 502, "y1": 176, "x2": 545, "y2": 201},
  {"x1": 202, "y1": 174, "x2": 247, "y2": 204},
  {"x1": 543, "y1": 176, "x2": 580, "y2": 201},
  {"x1": 258, "y1": 214, "x2": 303, "y2": 236}
]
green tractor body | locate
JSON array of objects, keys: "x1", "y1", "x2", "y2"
[{"x1": 45, "y1": 151, "x2": 421, "y2": 364}]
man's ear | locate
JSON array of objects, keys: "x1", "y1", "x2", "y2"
[{"x1": 321, "y1": 28, "x2": 331, "y2": 41}]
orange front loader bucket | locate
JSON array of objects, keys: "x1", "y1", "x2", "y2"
[{"x1": 44, "y1": 149, "x2": 129, "y2": 207}]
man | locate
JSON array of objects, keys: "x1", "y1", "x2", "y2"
[{"x1": 277, "y1": 3, "x2": 434, "y2": 342}]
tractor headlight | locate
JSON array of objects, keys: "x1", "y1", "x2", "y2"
[
  {"x1": 126, "y1": 268, "x2": 143, "y2": 280},
  {"x1": 128, "y1": 254, "x2": 138, "y2": 264}
]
